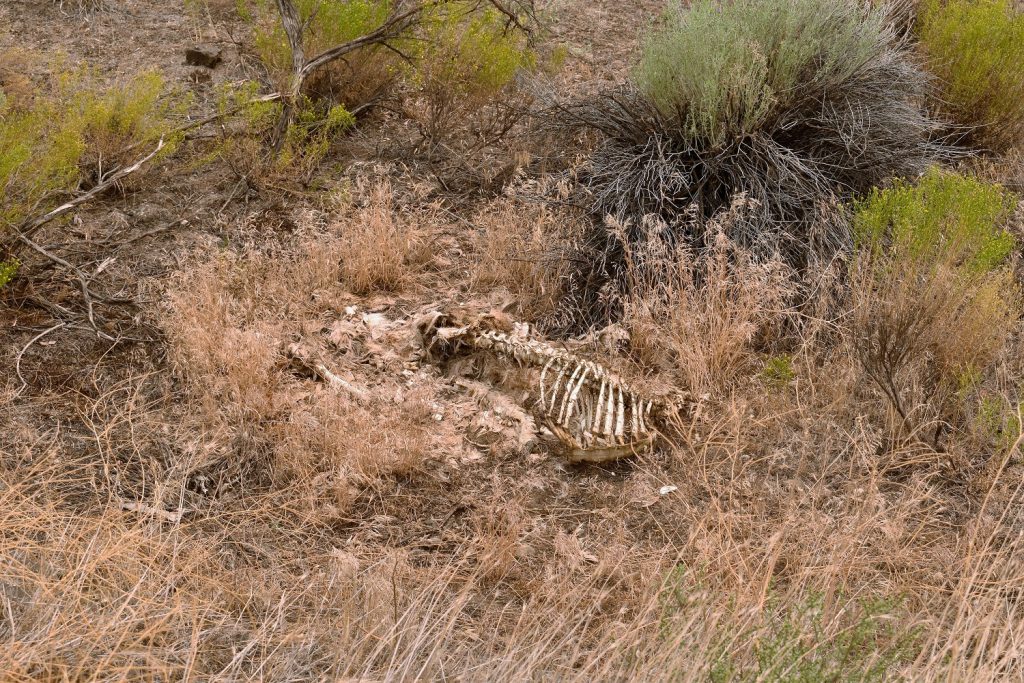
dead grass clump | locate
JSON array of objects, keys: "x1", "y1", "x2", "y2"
[
  {"x1": 160, "y1": 214, "x2": 456, "y2": 509},
  {"x1": 338, "y1": 180, "x2": 426, "y2": 295},
  {"x1": 618, "y1": 205, "x2": 798, "y2": 394},
  {"x1": 275, "y1": 385, "x2": 437, "y2": 498},
  {"x1": 470, "y1": 199, "x2": 573, "y2": 319}
]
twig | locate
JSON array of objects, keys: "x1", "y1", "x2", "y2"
[
  {"x1": 315, "y1": 362, "x2": 371, "y2": 402},
  {"x1": 14, "y1": 322, "x2": 66, "y2": 397},
  {"x1": 111, "y1": 219, "x2": 188, "y2": 248},
  {"x1": 12, "y1": 231, "x2": 110, "y2": 337},
  {"x1": 219, "y1": 177, "x2": 250, "y2": 214},
  {"x1": 116, "y1": 94, "x2": 282, "y2": 159},
  {"x1": 286, "y1": 342, "x2": 370, "y2": 402}
]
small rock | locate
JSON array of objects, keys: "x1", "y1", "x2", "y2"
[
  {"x1": 184, "y1": 44, "x2": 222, "y2": 69},
  {"x1": 659, "y1": 485, "x2": 678, "y2": 496}
]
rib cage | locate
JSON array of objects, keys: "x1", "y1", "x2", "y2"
[{"x1": 417, "y1": 312, "x2": 680, "y2": 462}]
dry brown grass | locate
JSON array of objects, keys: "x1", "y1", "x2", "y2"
[
  {"x1": 4, "y1": 161, "x2": 1024, "y2": 679},
  {"x1": 337, "y1": 179, "x2": 429, "y2": 295},
  {"x1": 3, "y1": 197, "x2": 1020, "y2": 681},
  {"x1": 469, "y1": 198, "x2": 575, "y2": 319},
  {"x1": 2, "y1": 167, "x2": 1022, "y2": 677},
  {"x1": 3, "y1": 3, "x2": 1024, "y2": 675},
  {"x1": 851, "y1": 246, "x2": 1019, "y2": 438},
  {"x1": 618, "y1": 205, "x2": 798, "y2": 395}
]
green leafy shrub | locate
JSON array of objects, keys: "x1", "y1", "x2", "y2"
[
  {"x1": 407, "y1": 2, "x2": 536, "y2": 143},
  {"x1": 761, "y1": 354, "x2": 795, "y2": 389},
  {"x1": 852, "y1": 170, "x2": 1020, "y2": 425},
  {"x1": 211, "y1": 82, "x2": 355, "y2": 183},
  {"x1": 854, "y1": 169, "x2": 1016, "y2": 271},
  {"x1": 0, "y1": 258, "x2": 18, "y2": 289},
  {"x1": 918, "y1": 0, "x2": 1024, "y2": 151},
  {"x1": 63, "y1": 69, "x2": 176, "y2": 176},
  {"x1": 636, "y1": 0, "x2": 891, "y2": 147},
  {"x1": 555, "y1": 0, "x2": 941, "y2": 330},
  {"x1": 237, "y1": 0, "x2": 537, "y2": 161},
  {"x1": 242, "y1": 0, "x2": 392, "y2": 100},
  {"x1": 1, "y1": 68, "x2": 180, "y2": 230}
]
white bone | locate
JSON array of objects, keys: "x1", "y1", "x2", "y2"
[
  {"x1": 603, "y1": 381, "x2": 615, "y2": 436},
  {"x1": 630, "y1": 392, "x2": 639, "y2": 437},
  {"x1": 558, "y1": 364, "x2": 583, "y2": 424},
  {"x1": 539, "y1": 357, "x2": 557, "y2": 410},
  {"x1": 615, "y1": 386, "x2": 625, "y2": 439},
  {"x1": 593, "y1": 378, "x2": 607, "y2": 435},
  {"x1": 549, "y1": 363, "x2": 569, "y2": 416},
  {"x1": 563, "y1": 366, "x2": 590, "y2": 426}
]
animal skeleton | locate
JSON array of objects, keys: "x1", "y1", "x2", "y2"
[{"x1": 416, "y1": 311, "x2": 685, "y2": 463}]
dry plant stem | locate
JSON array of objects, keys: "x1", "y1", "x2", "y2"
[{"x1": 14, "y1": 322, "x2": 65, "y2": 397}]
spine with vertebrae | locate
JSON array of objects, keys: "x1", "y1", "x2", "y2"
[{"x1": 417, "y1": 312, "x2": 674, "y2": 462}]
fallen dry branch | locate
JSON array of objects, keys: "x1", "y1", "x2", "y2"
[
  {"x1": 2, "y1": 138, "x2": 168, "y2": 338},
  {"x1": 13, "y1": 137, "x2": 166, "y2": 246},
  {"x1": 13, "y1": 322, "x2": 65, "y2": 397}
]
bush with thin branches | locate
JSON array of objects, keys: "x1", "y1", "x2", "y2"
[
  {"x1": 851, "y1": 169, "x2": 1019, "y2": 433},
  {"x1": 552, "y1": 0, "x2": 943, "y2": 327}
]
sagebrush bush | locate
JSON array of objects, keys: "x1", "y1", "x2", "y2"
[
  {"x1": 851, "y1": 170, "x2": 1020, "y2": 429},
  {"x1": 554, "y1": 0, "x2": 942, "y2": 328},
  {"x1": 918, "y1": 0, "x2": 1024, "y2": 151},
  {"x1": 635, "y1": 0, "x2": 891, "y2": 148}
]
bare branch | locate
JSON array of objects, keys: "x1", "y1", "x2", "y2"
[{"x1": 14, "y1": 137, "x2": 167, "y2": 245}]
